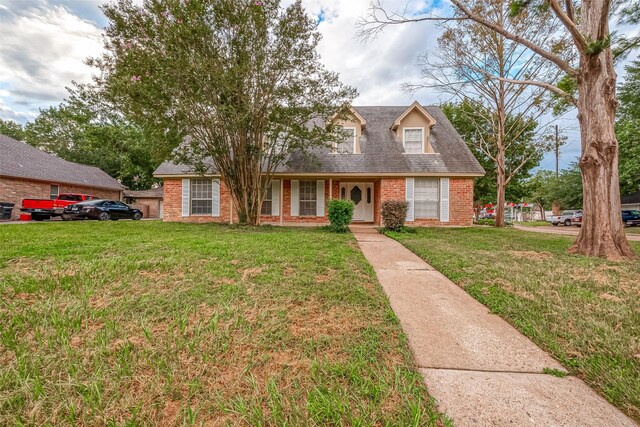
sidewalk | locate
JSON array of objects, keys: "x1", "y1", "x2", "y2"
[
  {"x1": 515, "y1": 224, "x2": 640, "y2": 241},
  {"x1": 350, "y1": 225, "x2": 636, "y2": 426}
]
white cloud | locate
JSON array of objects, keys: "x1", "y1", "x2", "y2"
[
  {"x1": 304, "y1": 0, "x2": 444, "y2": 105},
  {"x1": 0, "y1": 1, "x2": 103, "y2": 121}
]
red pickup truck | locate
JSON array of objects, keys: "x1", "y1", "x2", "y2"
[{"x1": 21, "y1": 193, "x2": 99, "y2": 221}]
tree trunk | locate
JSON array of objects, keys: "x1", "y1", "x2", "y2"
[
  {"x1": 495, "y1": 169, "x2": 506, "y2": 227},
  {"x1": 570, "y1": 9, "x2": 635, "y2": 260},
  {"x1": 495, "y1": 143, "x2": 506, "y2": 228}
]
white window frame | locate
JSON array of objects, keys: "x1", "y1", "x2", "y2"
[
  {"x1": 414, "y1": 178, "x2": 440, "y2": 219},
  {"x1": 299, "y1": 180, "x2": 317, "y2": 216},
  {"x1": 190, "y1": 178, "x2": 213, "y2": 215},
  {"x1": 403, "y1": 127, "x2": 424, "y2": 154},
  {"x1": 50, "y1": 184, "x2": 59, "y2": 200},
  {"x1": 333, "y1": 127, "x2": 357, "y2": 154},
  {"x1": 261, "y1": 184, "x2": 273, "y2": 216}
]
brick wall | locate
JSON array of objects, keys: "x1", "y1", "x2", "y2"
[
  {"x1": 0, "y1": 177, "x2": 121, "y2": 220},
  {"x1": 376, "y1": 177, "x2": 473, "y2": 227},
  {"x1": 130, "y1": 198, "x2": 162, "y2": 219},
  {"x1": 162, "y1": 176, "x2": 475, "y2": 226},
  {"x1": 164, "y1": 178, "x2": 235, "y2": 223},
  {"x1": 448, "y1": 178, "x2": 474, "y2": 226},
  {"x1": 165, "y1": 178, "x2": 331, "y2": 224}
]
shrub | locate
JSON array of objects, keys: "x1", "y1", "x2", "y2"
[
  {"x1": 381, "y1": 200, "x2": 408, "y2": 231},
  {"x1": 327, "y1": 199, "x2": 354, "y2": 232},
  {"x1": 477, "y1": 219, "x2": 495, "y2": 226}
]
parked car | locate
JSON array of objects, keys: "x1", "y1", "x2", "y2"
[
  {"x1": 572, "y1": 212, "x2": 583, "y2": 227},
  {"x1": 546, "y1": 210, "x2": 582, "y2": 226},
  {"x1": 622, "y1": 210, "x2": 640, "y2": 227},
  {"x1": 63, "y1": 200, "x2": 143, "y2": 221},
  {"x1": 21, "y1": 193, "x2": 99, "y2": 221},
  {"x1": 479, "y1": 209, "x2": 496, "y2": 219}
]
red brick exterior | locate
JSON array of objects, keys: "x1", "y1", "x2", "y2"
[
  {"x1": 449, "y1": 178, "x2": 474, "y2": 225},
  {"x1": 0, "y1": 176, "x2": 121, "y2": 220},
  {"x1": 163, "y1": 176, "x2": 475, "y2": 226},
  {"x1": 130, "y1": 198, "x2": 162, "y2": 219}
]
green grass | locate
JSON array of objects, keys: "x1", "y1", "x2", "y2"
[
  {"x1": 386, "y1": 227, "x2": 640, "y2": 422},
  {"x1": 514, "y1": 220, "x2": 549, "y2": 227},
  {"x1": 625, "y1": 227, "x2": 640, "y2": 234},
  {"x1": 0, "y1": 221, "x2": 444, "y2": 426}
]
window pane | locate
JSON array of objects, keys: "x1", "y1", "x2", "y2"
[
  {"x1": 299, "y1": 180, "x2": 317, "y2": 216},
  {"x1": 261, "y1": 201, "x2": 272, "y2": 215},
  {"x1": 191, "y1": 179, "x2": 212, "y2": 215},
  {"x1": 404, "y1": 129, "x2": 423, "y2": 153},
  {"x1": 261, "y1": 184, "x2": 273, "y2": 215},
  {"x1": 50, "y1": 185, "x2": 59, "y2": 199},
  {"x1": 335, "y1": 128, "x2": 355, "y2": 153},
  {"x1": 414, "y1": 178, "x2": 439, "y2": 219}
]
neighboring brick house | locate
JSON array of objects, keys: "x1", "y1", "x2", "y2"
[
  {"x1": 0, "y1": 134, "x2": 125, "y2": 220},
  {"x1": 154, "y1": 102, "x2": 484, "y2": 226},
  {"x1": 123, "y1": 187, "x2": 164, "y2": 219}
]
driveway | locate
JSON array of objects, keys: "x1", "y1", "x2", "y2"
[
  {"x1": 350, "y1": 225, "x2": 636, "y2": 426},
  {"x1": 515, "y1": 224, "x2": 640, "y2": 241}
]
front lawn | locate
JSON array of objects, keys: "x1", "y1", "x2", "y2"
[
  {"x1": 387, "y1": 227, "x2": 640, "y2": 421},
  {"x1": 0, "y1": 222, "x2": 441, "y2": 426}
]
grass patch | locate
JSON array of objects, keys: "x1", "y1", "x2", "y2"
[
  {"x1": 514, "y1": 221, "x2": 549, "y2": 227},
  {"x1": 386, "y1": 227, "x2": 640, "y2": 421},
  {"x1": 0, "y1": 221, "x2": 442, "y2": 426}
]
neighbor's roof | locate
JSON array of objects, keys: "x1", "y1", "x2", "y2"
[
  {"x1": 0, "y1": 134, "x2": 125, "y2": 190},
  {"x1": 154, "y1": 105, "x2": 485, "y2": 177},
  {"x1": 123, "y1": 187, "x2": 164, "y2": 199},
  {"x1": 621, "y1": 191, "x2": 640, "y2": 204}
]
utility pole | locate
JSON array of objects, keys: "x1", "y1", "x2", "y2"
[{"x1": 555, "y1": 125, "x2": 559, "y2": 178}]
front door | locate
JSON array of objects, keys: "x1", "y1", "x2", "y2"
[{"x1": 348, "y1": 183, "x2": 365, "y2": 221}]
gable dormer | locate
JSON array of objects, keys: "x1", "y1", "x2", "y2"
[
  {"x1": 391, "y1": 102, "x2": 437, "y2": 154},
  {"x1": 329, "y1": 106, "x2": 366, "y2": 154}
]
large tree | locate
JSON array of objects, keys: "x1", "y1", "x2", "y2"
[
  {"x1": 442, "y1": 99, "x2": 552, "y2": 223},
  {"x1": 526, "y1": 163, "x2": 583, "y2": 214},
  {"x1": 0, "y1": 118, "x2": 26, "y2": 141},
  {"x1": 92, "y1": 0, "x2": 355, "y2": 224},
  {"x1": 360, "y1": 0, "x2": 638, "y2": 259},
  {"x1": 23, "y1": 85, "x2": 168, "y2": 190},
  {"x1": 616, "y1": 59, "x2": 640, "y2": 196},
  {"x1": 403, "y1": 0, "x2": 563, "y2": 227}
]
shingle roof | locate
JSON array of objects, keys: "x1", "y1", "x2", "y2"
[
  {"x1": 0, "y1": 134, "x2": 125, "y2": 190},
  {"x1": 123, "y1": 187, "x2": 164, "y2": 199},
  {"x1": 154, "y1": 105, "x2": 485, "y2": 177},
  {"x1": 621, "y1": 191, "x2": 640, "y2": 204}
]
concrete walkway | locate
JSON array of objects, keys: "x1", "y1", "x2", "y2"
[
  {"x1": 351, "y1": 225, "x2": 636, "y2": 426},
  {"x1": 515, "y1": 224, "x2": 640, "y2": 241}
]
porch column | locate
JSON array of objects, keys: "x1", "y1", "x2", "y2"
[
  {"x1": 329, "y1": 179, "x2": 333, "y2": 200},
  {"x1": 279, "y1": 179, "x2": 284, "y2": 226}
]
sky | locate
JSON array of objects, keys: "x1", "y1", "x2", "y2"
[{"x1": 0, "y1": 0, "x2": 636, "y2": 172}]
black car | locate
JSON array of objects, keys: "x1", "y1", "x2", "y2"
[
  {"x1": 63, "y1": 200, "x2": 143, "y2": 221},
  {"x1": 622, "y1": 210, "x2": 640, "y2": 226}
]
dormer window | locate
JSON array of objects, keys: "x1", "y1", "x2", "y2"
[
  {"x1": 403, "y1": 128, "x2": 424, "y2": 154},
  {"x1": 334, "y1": 127, "x2": 356, "y2": 153}
]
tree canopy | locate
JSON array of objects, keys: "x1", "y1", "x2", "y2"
[
  {"x1": 441, "y1": 100, "x2": 547, "y2": 204},
  {"x1": 92, "y1": 0, "x2": 355, "y2": 224},
  {"x1": 616, "y1": 59, "x2": 640, "y2": 196}
]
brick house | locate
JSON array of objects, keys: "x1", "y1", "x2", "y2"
[
  {"x1": 0, "y1": 134, "x2": 124, "y2": 219},
  {"x1": 154, "y1": 103, "x2": 484, "y2": 226}
]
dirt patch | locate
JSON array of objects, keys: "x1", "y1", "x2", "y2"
[
  {"x1": 508, "y1": 250, "x2": 552, "y2": 260},
  {"x1": 599, "y1": 292, "x2": 622, "y2": 302},
  {"x1": 288, "y1": 301, "x2": 373, "y2": 339},
  {"x1": 239, "y1": 267, "x2": 265, "y2": 282},
  {"x1": 492, "y1": 278, "x2": 536, "y2": 301},
  {"x1": 314, "y1": 269, "x2": 336, "y2": 283}
]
